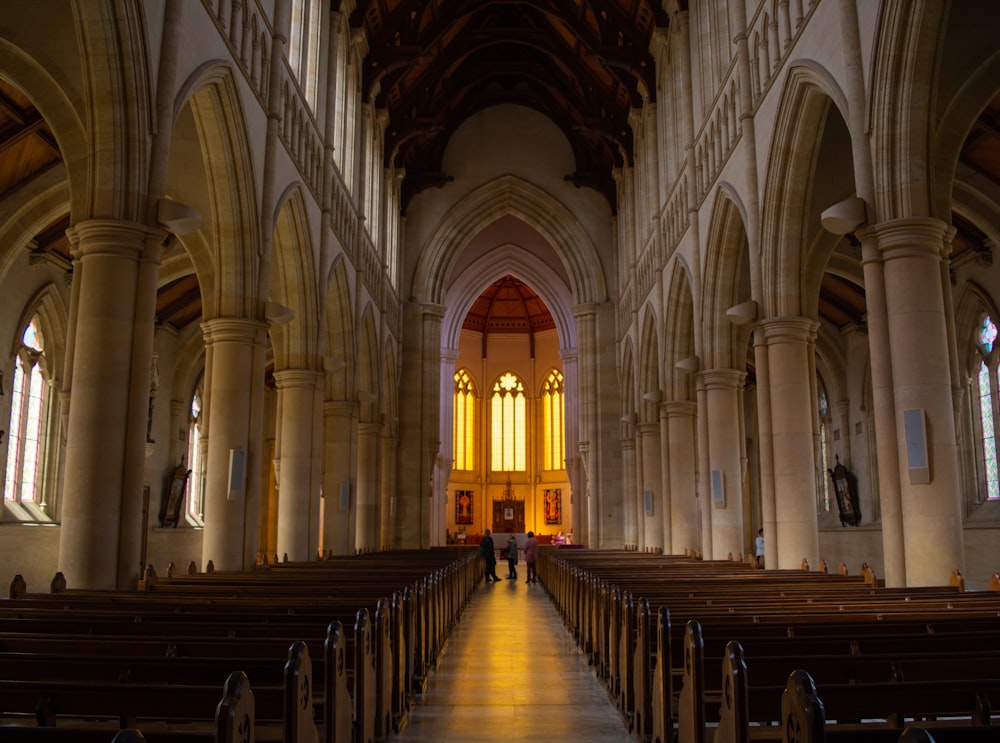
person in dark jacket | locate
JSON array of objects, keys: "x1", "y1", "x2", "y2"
[
  {"x1": 480, "y1": 529, "x2": 501, "y2": 583},
  {"x1": 504, "y1": 534, "x2": 518, "y2": 579}
]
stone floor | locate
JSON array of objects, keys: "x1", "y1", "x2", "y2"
[{"x1": 390, "y1": 572, "x2": 634, "y2": 742}]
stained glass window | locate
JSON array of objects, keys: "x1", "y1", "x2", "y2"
[
  {"x1": 816, "y1": 380, "x2": 832, "y2": 513},
  {"x1": 186, "y1": 384, "x2": 205, "y2": 519},
  {"x1": 978, "y1": 359, "x2": 999, "y2": 501},
  {"x1": 453, "y1": 370, "x2": 476, "y2": 471},
  {"x1": 975, "y1": 315, "x2": 1000, "y2": 502},
  {"x1": 4, "y1": 317, "x2": 47, "y2": 504},
  {"x1": 491, "y1": 372, "x2": 526, "y2": 471},
  {"x1": 980, "y1": 316, "x2": 998, "y2": 352},
  {"x1": 542, "y1": 370, "x2": 565, "y2": 471}
]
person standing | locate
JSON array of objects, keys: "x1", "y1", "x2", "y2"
[
  {"x1": 505, "y1": 534, "x2": 518, "y2": 579},
  {"x1": 480, "y1": 529, "x2": 501, "y2": 583},
  {"x1": 523, "y1": 530, "x2": 539, "y2": 583},
  {"x1": 755, "y1": 528, "x2": 765, "y2": 569}
]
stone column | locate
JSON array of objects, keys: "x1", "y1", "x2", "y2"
[
  {"x1": 666, "y1": 400, "x2": 699, "y2": 554},
  {"x1": 380, "y1": 433, "x2": 398, "y2": 548},
  {"x1": 621, "y1": 437, "x2": 638, "y2": 547},
  {"x1": 639, "y1": 422, "x2": 663, "y2": 549},
  {"x1": 356, "y1": 421, "x2": 381, "y2": 551},
  {"x1": 573, "y1": 305, "x2": 598, "y2": 546},
  {"x1": 200, "y1": 317, "x2": 266, "y2": 571},
  {"x1": 58, "y1": 219, "x2": 160, "y2": 590},
  {"x1": 856, "y1": 227, "x2": 905, "y2": 584},
  {"x1": 560, "y1": 349, "x2": 582, "y2": 540},
  {"x1": 700, "y1": 368, "x2": 746, "y2": 559},
  {"x1": 876, "y1": 217, "x2": 964, "y2": 586},
  {"x1": 322, "y1": 400, "x2": 356, "y2": 554},
  {"x1": 761, "y1": 316, "x2": 820, "y2": 569},
  {"x1": 273, "y1": 369, "x2": 321, "y2": 561}
]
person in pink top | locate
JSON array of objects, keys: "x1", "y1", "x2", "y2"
[{"x1": 523, "y1": 530, "x2": 539, "y2": 583}]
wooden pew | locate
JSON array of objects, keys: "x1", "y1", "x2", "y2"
[
  {"x1": 0, "y1": 548, "x2": 478, "y2": 743},
  {"x1": 538, "y1": 550, "x2": 1000, "y2": 743}
]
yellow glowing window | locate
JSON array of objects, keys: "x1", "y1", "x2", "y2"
[
  {"x1": 491, "y1": 372, "x2": 525, "y2": 471},
  {"x1": 542, "y1": 370, "x2": 565, "y2": 471},
  {"x1": 453, "y1": 370, "x2": 476, "y2": 471}
]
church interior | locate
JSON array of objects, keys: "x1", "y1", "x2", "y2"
[{"x1": 1, "y1": 0, "x2": 999, "y2": 595}]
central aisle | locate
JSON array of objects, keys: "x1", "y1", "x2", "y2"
[{"x1": 391, "y1": 577, "x2": 634, "y2": 742}]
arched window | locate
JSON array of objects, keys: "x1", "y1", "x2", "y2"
[
  {"x1": 288, "y1": 0, "x2": 323, "y2": 108},
  {"x1": 186, "y1": 382, "x2": 205, "y2": 520},
  {"x1": 975, "y1": 315, "x2": 1000, "y2": 501},
  {"x1": 491, "y1": 372, "x2": 526, "y2": 471},
  {"x1": 453, "y1": 369, "x2": 476, "y2": 471},
  {"x1": 4, "y1": 317, "x2": 49, "y2": 504},
  {"x1": 542, "y1": 369, "x2": 565, "y2": 471},
  {"x1": 816, "y1": 382, "x2": 832, "y2": 513}
]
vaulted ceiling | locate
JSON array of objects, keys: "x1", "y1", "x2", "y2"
[{"x1": 1, "y1": 9, "x2": 998, "y2": 340}]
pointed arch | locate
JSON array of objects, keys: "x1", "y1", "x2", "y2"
[
  {"x1": 413, "y1": 175, "x2": 608, "y2": 307},
  {"x1": 759, "y1": 63, "x2": 851, "y2": 321},
  {"x1": 664, "y1": 259, "x2": 696, "y2": 402},
  {"x1": 442, "y1": 241, "x2": 576, "y2": 354},
  {"x1": 179, "y1": 63, "x2": 261, "y2": 319},
  {"x1": 269, "y1": 186, "x2": 319, "y2": 370},
  {"x1": 323, "y1": 255, "x2": 354, "y2": 401},
  {"x1": 356, "y1": 305, "x2": 379, "y2": 422},
  {"x1": 701, "y1": 187, "x2": 752, "y2": 368},
  {"x1": 638, "y1": 304, "x2": 660, "y2": 424}
]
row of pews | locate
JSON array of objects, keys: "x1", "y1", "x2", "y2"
[
  {"x1": 538, "y1": 550, "x2": 1000, "y2": 743},
  {"x1": 0, "y1": 547, "x2": 480, "y2": 742}
]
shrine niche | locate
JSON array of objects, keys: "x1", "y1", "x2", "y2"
[{"x1": 492, "y1": 475, "x2": 525, "y2": 533}]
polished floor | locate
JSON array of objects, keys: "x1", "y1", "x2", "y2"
[{"x1": 391, "y1": 572, "x2": 634, "y2": 742}]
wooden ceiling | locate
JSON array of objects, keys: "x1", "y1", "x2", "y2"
[
  {"x1": 349, "y1": 0, "x2": 669, "y2": 213},
  {"x1": 1, "y1": 14, "x2": 998, "y2": 339}
]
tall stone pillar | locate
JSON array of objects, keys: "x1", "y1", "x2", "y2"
[
  {"x1": 573, "y1": 306, "x2": 598, "y2": 545},
  {"x1": 875, "y1": 218, "x2": 964, "y2": 586},
  {"x1": 621, "y1": 437, "x2": 637, "y2": 547},
  {"x1": 200, "y1": 317, "x2": 266, "y2": 571},
  {"x1": 761, "y1": 317, "x2": 820, "y2": 569},
  {"x1": 701, "y1": 368, "x2": 746, "y2": 559},
  {"x1": 666, "y1": 400, "x2": 699, "y2": 554},
  {"x1": 857, "y1": 227, "x2": 905, "y2": 584},
  {"x1": 639, "y1": 422, "x2": 663, "y2": 549},
  {"x1": 380, "y1": 433, "x2": 398, "y2": 547},
  {"x1": 273, "y1": 369, "x2": 321, "y2": 561},
  {"x1": 356, "y1": 421, "x2": 381, "y2": 551},
  {"x1": 322, "y1": 400, "x2": 356, "y2": 554},
  {"x1": 58, "y1": 220, "x2": 160, "y2": 590},
  {"x1": 560, "y1": 350, "x2": 582, "y2": 540}
]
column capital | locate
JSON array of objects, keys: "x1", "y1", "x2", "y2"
[
  {"x1": 201, "y1": 317, "x2": 268, "y2": 346},
  {"x1": 664, "y1": 399, "x2": 698, "y2": 418},
  {"x1": 273, "y1": 369, "x2": 323, "y2": 390},
  {"x1": 420, "y1": 302, "x2": 447, "y2": 320},
  {"x1": 759, "y1": 315, "x2": 820, "y2": 344},
  {"x1": 870, "y1": 217, "x2": 952, "y2": 260},
  {"x1": 699, "y1": 367, "x2": 746, "y2": 391},
  {"x1": 637, "y1": 421, "x2": 660, "y2": 436},
  {"x1": 68, "y1": 219, "x2": 163, "y2": 261},
  {"x1": 324, "y1": 400, "x2": 357, "y2": 417}
]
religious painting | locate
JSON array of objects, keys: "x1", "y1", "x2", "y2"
[
  {"x1": 544, "y1": 488, "x2": 562, "y2": 525},
  {"x1": 828, "y1": 457, "x2": 861, "y2": 527},
  {"x1": 455, "y1": 490, "x2": 474, "y2": 524}
]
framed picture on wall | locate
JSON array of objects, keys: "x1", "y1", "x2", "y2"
[
  {"x1": 455, "y1": 490, "x2": 474, "y2": 524},
  {"x1": 544, "y1": 488, "x2": 562, "y2": 524}
]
